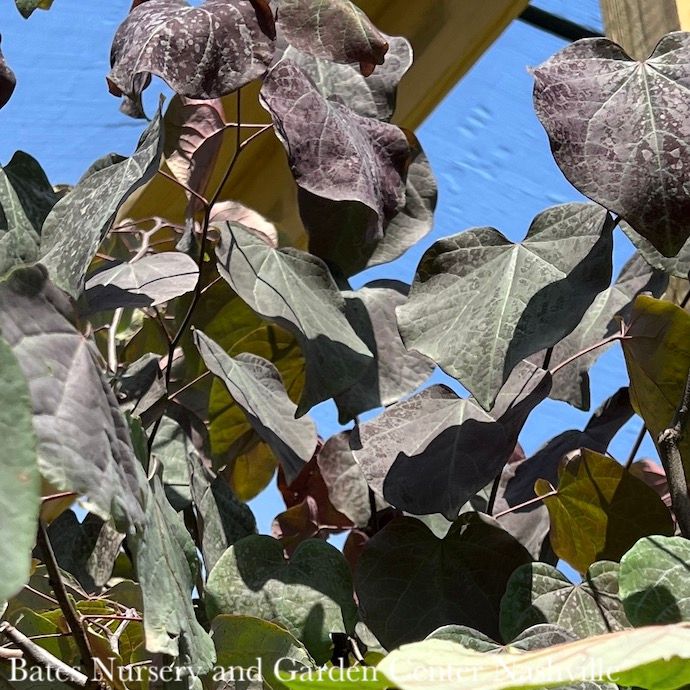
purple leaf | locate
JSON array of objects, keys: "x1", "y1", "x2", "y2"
[
  {"x1": 533, "y1": 32, "x2": 690, "y2": 257},
  {"x1": 276, "y1": 0, "x2": 388, "y2": 76},
  {"x1": 260, "y1": 59, "x2": 411, "y2": 250},
  {"x1": 108, "y1": 0, "x2": 276, "y2": 118},
  {"x1": 0, "y1": 36, "x2": 16, "y2": 110}
]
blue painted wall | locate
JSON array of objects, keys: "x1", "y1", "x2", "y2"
[{"x1": 0, "y1": 1, "x2": 657, "y2": 536}]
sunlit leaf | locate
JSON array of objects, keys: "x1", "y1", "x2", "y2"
[
  {"x1": 622, "y1": 295, "x2": 690, "y2": 474},
  {"x1": 533, "y1": 33, "x2": 690, "y2": 257},
  {"x1": 334, "y1": 280, "x2": 433, "y2": 423},
  {"x1": 14, "y1": 0, "x2": 54, "y2": 18},
  {"x1": 214, "y1": 222, "x2": 372, "y2": 414},
  {"x1": 108, "y1": 0, "x2": 275, "y2": 118},
  {"x1": 397, "y1": 203, "x2": 613, "y2": 409},
  {"x1": 205, "y1": 536, "x2": 358, "y2": 664},
  {"x1": 355, "y1": 513, "x2": 532, "y2": 649},
  {"x1": 195, "y1": 330, "x2": 317, "y2": 483},
  {"x1": 352, "y1": 369, "x2": 550, "y2": 520},
  {"x1": 40, "y1": 111, "x2": 163, "y2": 297},
  {"x1": 536, "y1": 449, "x2": 674, "y2": 573},
  {"x1": 500, "y1": 561, "x2": 629, "y2": 643},
  {"x1": 0, "y1": 335, "x2": 39, "y2": 603},
  {"x1": 619, "y1": 535, "x2": 690, "y2": 625}
]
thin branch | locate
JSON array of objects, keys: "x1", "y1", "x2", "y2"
[
  {"x1": 169, "y1": 370, "x2": 210, "y2": 400},
  {"x1": 107, "y1": 308, "x2": 124, "y2": 374},
  {"x1": 625, "y1": 423, "x2": 647, "y2": 469},
  {"x1": 486, "y1": 473, "x2": 502, "y2": 516},
  {"x1": 657, "y1": 366, "x2": 690, "y2": 538},
  {"x1": 159, "y1": 169, "x2": 209, "y2": 208},
  {"x1": 0, "y1": 622, "x2": 89, "y2": 689},
  {"x1": 36, "y1": 522, "x2": 98, "y2": 686},
  {"x1": 493, "y1": 490, "x2": 557, "y2": 519},
  {"x1": 549, "y1": 334, "x2": 629, "y2": 377}
]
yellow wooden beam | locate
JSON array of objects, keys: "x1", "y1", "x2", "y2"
[{"x1": 677, "y1": 0, "x2": 690, "y2": 29}]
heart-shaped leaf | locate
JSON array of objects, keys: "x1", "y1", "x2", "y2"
[
  {"x1": 260, "y1": 59, "x2": 410, "y2": 250},
  {"x1": 377, "y1": 625, "x2": 690, "y2": 690},
  {"x1": 533, "y1": 33, "x2": 690, "y2": 257},
  {"x1": 619, "y1": 535, "x2": 690, "y2": 626},
  {"x1": 0, "y1": 266, "x2": 146, "y2": 531},
  {"x1": 0, "y1": 335, "x2": 39, "y2": 604},
  {"x1": 40, "y1": 110, "x2": 163, "y2": 297},
  {"x1": 195, "y1": 330, "x2": 317, "y2": 484},
  {"x1": 351, "y1": 369, "x2": 550, "y2": 520},
  {"x1": 536, "y1": 449, "x2": 674, "y2": 573},
  {"x1": 213, "y1": 222, "x2": 372, "y2": 414},
  {"x1": 537, "y1": 253, "x2": 667, "y2": 410},
  {"x1": 108, "y1": 0, "x2": 275, "y2": 118},
  {"x1": 0, "y1": 37, "x2": 15, "y2": 110},
  {"x1": 205, "y1": 535, "x2": 358, "y2": 664},
  {"x1": 277, "y1": 0, "x2": 388, "y2": 76},
  {"x1": 500, "y1": 561, "x2": 629, "y2": 643},
  {"x1": 397, "y1": 203, "x2": 613, "y2": 409},
  {"x1": 83, "y1": 252, "x2": 199, "y2": 313},
  {"x1": 622, "y1": 295, "x2": 690, "y2": 474},
  {"x1": 334, "y1": 280, "x2": 434, "y2": 423},
  {"x1": 354, "y1": 514, "x2": 532, "y2": 650}
]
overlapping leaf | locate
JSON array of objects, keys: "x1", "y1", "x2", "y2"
[
  {"x1": 0, "y1": 336, "x2": 39, "y2": 604},
  {"x1": 334, "y1": 280, "x2": 434, "y2": 422},
  {"x1": 355, "y1": 514, "x2": 532, "y2": 649},
  {"x1": 500, "y1": 561, "x2": 629, "y2": 642},
  {"x1": 260, "y1": 59, "x2": 410, "y2": 251},
  {"x1": 277, "y1": 0, "x2": 388, "y2": 75},
  {"x1": 351, "y1": 369, "x2": 550, "y2": 520},
  {"x1": 536, "y1": 449, "x2": 674, "y2": 573},
  {"x1": 108, "y1": 0, "x2": 276, "y2": 118},
  {"x1": 0, "y1": 37, "x2": 15, "y2": 110},
  {"x1": 538, "y1": 253, "x2": 667, "y2": 410},
  {"x1": 619, "y1": 536, "x2": 690, "y2": 625},
  {"x1": 213, "y1": 222, "x2": 372, "y2": 413},
  {"x1": 83, "y1": 252, "x2": 198, "y2": 312},
  {"x1": 533, "y1": 33, "x2": 690, "y2": 257},
  {"x1": 397, "y1": 203, "x2": 613, "y2": 409},
  {"x1": 0, "y1": 266, "x2": 146, "y2": 531},
  {"x1": 622, "y1": 295, "x2": 690, "y2": 473},
  {"x1": 195, "y1": 330, "x2": 317, "y2": 483},
  {"x1": 377, "y1": 625, "x2": 690, "y2": 690},
  {"x1": 205, "y1": 536, "x2": 358, "y2": 664},
  {"x1": 40, "y1": 111, "x2": 163, "y2": 297},
  {"x1": 622, "y1": 222, "x2": 690, "y2": 278}
]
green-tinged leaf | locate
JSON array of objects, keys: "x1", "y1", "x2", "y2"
[
  {"x1": 40, "y1": 111, "x2": 163, "y2": 297},
  {"x1": 378, "y1": 624, "x2": 690, "y2": 690},
  {"x1": 213, "y1": 222, "x2": 372, "y2": 414},
  {"x1": 189, "y1": 460, "x2": 256, "y2": 574},
  {"x1": 354, "y1": 514, "x2": 532, "y2": 650},
  {"x1": 619, "y1": 535, "x2": 690, "y2": 626},
  {"x1": 282, "y1": 37, "x2": 411, "y2": 122},
  {"x1": 500, "y1": 561, "x2": 629, "y2": 642},
  {"x1": 397, "y1": 203, "x2": 613, "y2": 409},
  {"x1": 622, "y1": 295, "x2": 690, "y2": 473},
  {"x1": 108, "y1": 0, "x2": 275, "y2": 118},
  {"x1": 14, "y1": 0, "x2": 53, "y2": 18},
  {"x1": 0, "y1": 37, "x2": 16, "y2": 110},
  {"x1": 129, "y1": 474, "x2": 215, "y2": 671},
  {"x1": 224, "y1": 438, "x2": 279, "y2": 502},
  {"x1": 278, "y1": 666, "x2": 389, "y2": 690},
  {"x1": 277, "y1": 0, "x2": 388, "y2": 74},
  {"x1": 351, "y1": 368, "x2": 550, "y2": 520},
  {"x1": 210, "y1": 615, "x2": 314, "y2": 690},
  {"x1": 536, "y1": 449, "x2": 674, "y2": 573},
  {"x1": 537, "y1": 253, "x2": 667, "y2": 410},
  {"x1": 195, "y1": 330, "x2": 317, "y2": 484},
  {"x1": 83, "y1": 252, "x2": 198, "y2": 313},
  {"x1": 205, "y1": 536, "x2": 357, "y2": 664},
  {"x1": 0, "y1": 266, "x2": 146, "y2": 531},
  {"x1": 533, "y1": 33, "x2": 690, "y2": 257},
  {"x1": 334, "y1": 280, "x2": 433, "y2": 423},
  {"x1": 45, "y1": 510, "x2": 124, "y2": 593},
  {"x1": 0, "y1": 336, "x2": 39, "y2": 603}
]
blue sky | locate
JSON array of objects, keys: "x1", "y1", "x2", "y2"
[{"x1": 0, "y1": 0, "x2": 657, "y2": 536}]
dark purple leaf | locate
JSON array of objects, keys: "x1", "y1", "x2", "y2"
[
  {"x1": 0, "y1": 36, "x2": 16, "y2": 110},
  {"x1": 108, "y1": 0, "x2": 276, "y2": 118},
  {"x1": 355, "y1": 513, "x2": 532, "y2": 649},
  {"x1": 533, "y1": 32, "x2": 690, "y2": 257},
  {"x1": 351, "y1": 368, "x2": 551, "y2": 520},
  {"x1": 260, "y1": 59, "x2": 411, "y2": 250},
  {"x1": 276, "y1": 0, "x2": 388, "y2": 76}
]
